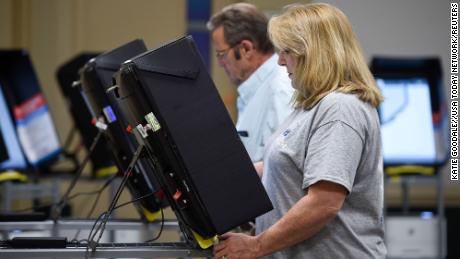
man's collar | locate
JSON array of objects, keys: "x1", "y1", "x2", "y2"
[{"x1": 237, "y1": 54, "x2": 278, "y2": 105}]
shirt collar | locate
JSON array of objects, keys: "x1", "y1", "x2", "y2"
[{"x1": 237, "y1": 54, "x2": 279, "y2": 108}]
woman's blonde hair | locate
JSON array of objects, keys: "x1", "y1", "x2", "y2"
[{"x1": 268, "y1": 3, "x2": 383, "y2": 109}]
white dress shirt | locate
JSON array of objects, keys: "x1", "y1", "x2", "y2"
[{"x1": 236, "y1": 54, "x2": 294, "y2": 162}]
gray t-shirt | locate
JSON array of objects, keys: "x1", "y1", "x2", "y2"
[{"x1": 256, "y1": 92, "x2": 386, "y2": 259}]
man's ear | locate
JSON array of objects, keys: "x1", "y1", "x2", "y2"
[{"x1": 239, "y1": 39, "x2": 255, "y2": 58}]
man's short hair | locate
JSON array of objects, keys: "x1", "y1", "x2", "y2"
[{"x1": 207, "y1": 3, "x2": 274, "y2": 54}]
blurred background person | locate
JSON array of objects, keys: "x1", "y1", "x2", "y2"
[{"x1": 207, "y1": 3, "x2": 294, "y2": 162}]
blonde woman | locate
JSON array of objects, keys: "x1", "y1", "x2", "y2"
[{"x1": 214, "y1": 3, "x2": 386, "y2": 259}]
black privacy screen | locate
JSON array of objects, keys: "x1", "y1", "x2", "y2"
[
  {"x1": 78, "y1": 39, "x2": 166, "y2": 220},
  {"x1": 113, "y1": 36, "x2": 272, "y2": 247}
]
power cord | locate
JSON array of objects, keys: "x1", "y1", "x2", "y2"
[
  {"x1": 85, "y1": 144, "x2": 144, "y2": 258},
  {"x1": 51, "y1": 130, "x2": 104, "y2": 221}
]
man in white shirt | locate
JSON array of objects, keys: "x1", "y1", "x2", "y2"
[{"x1": 207, "y1": 3, "x2": 294, "y2": 162}]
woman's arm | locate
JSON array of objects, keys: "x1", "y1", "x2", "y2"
[{"x1": 214, "y1": 180, "x2": 347, "y2": 259}]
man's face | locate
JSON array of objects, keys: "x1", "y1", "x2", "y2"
[{"x1": 211, "y1": 26, "x2": 245, "y2": 86}]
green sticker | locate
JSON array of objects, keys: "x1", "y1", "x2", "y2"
[{"x1": 145, "y1": 112, "x2": 161, "y2": 132}]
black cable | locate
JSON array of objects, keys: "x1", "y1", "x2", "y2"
[
  {"x1": 72, "y1": 174, "x2": 118, "y2": 240},
  {"x1": 93, "y1": 166, "x2": 131, "y2": 243},
  {"x1": 96, "y1": 144, "x2": 146, "y2": 243},
  {"x1": 85, "y1": 176, "x2": 128, "y2": 254},
  {"x1": 73, "y1": 175, "x2": 124, "y2": 244},
  {"x1": 51, "y1": 130, "x2": 104, "y2": 221},
  {"x1": 8, "y1": 172, "x2": 116, "y2": 214},
  {"x1": 68, "y1": 173, "x2": 117, "y2": 200},
  {"x1": 141, "y1": 146, "x2": 166, "y2": 243},
  {"x1": 85, "y1": 211, "x2": 108, "y2": 259},
  {"x1": 112, "y1": 192, "x2": 155, "y2": 210},
  {"x1": 85, "y1": 144, "x2": 144, "y2": 257},
  {"x1": 144, "y1": 207, "x2": 164, "y2": 243},
  {"x1": 83, "y1": 191, "x2": 160, "y2": 258}
]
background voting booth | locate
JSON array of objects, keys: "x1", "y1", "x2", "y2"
[
  {"x1": 371, "y1": 57, "x2": 449, "y2": 259},
  {"x1": 0, "y1": 37, "x2": 272, "y2": 258},
  {"x1": 0, "y1": 50, "x2": 62, "y2": 171},
  {"x1": 76, "y1": 39, "x2": 166, "y2": 224},
  {"x1": 56, "y1": 52, "x2": 119, "y2": 178},
  {"x1": 0, "y1": 50, "x2": 64, "y2": 213}
]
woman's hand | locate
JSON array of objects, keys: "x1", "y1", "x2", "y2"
[
  {"x1": 253, "y1": 161, "x2": 263, "y2": 178},
  {"x1": 213, "y1": 232, "x2": 261, "y2": 259}
]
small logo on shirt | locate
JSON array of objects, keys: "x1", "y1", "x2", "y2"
[
  {"x1": 238, "y1": 131, "x2": 249, "y2": 137},
  {"x1": 282, "y1": 129, "x2": 291, "y2": 136}
]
